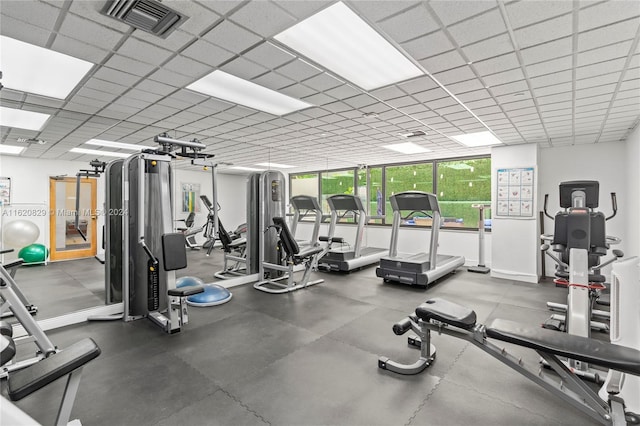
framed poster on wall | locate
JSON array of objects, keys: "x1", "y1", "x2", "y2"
[
  {"x1": 0, "y1": 177, "x2": 11, "y2": 206},
  {"x1": 496, "y1": 167, "x2": 534, "y2": 217},
  {"x1": 181, "y1": 183, "x2": 200, "y2": 213}
]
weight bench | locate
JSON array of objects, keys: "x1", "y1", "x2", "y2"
[
  {"x1": 379, "y1": 298, "x2": 640, "y2": 426},
  {"x1": 1, "y1": 336, "x2": 101, "y2": 425},
  {"x1": 254, "y1": 217, "x2": 324, "y2": 294}
]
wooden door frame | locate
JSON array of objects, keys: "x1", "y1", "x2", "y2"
[{"x1": 49, "y1": 177, "x2": 98, "y2": 261}]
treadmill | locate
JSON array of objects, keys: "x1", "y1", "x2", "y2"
[
  {"x1": 318, "y1": 194, "x2": 387, "y2": 272},
  {"x1": 376, "y1": 191, "x2": 465, "y2": 287},
  {"x1": 289, "y1": 195, "x2": 323, "y2": 248}
]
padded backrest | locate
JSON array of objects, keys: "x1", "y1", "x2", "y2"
[
  {"x1": 273, "y1": 217, "x2": 299, "y2": 256},
  {"x1": 162, "y1": 233, "x2": 187, "y2": 271},
  {"x1": 217, "y1": 220, "x2": 234, "y2": 252},
  {"x1": 184, "y1": 212, "x2": 196, "y2": 228}
]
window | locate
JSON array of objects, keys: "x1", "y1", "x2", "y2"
[
  {"x1": 290, "y1": 173, "x2": 319, "y2": 219},
  {"x1": 288, "y1": 155, "x2": 491, "y2": 230},
  {"x1": 385, "y1": 163, "x2": 433, "y2": 223},
  {"x1": 437, "y1": 158, "x2": 491, "y2": 229},
  {"x1": 367, "y1": 167, "x2": 383, "y2": 224},
  {"x1": 321, "y1": 170, "x2": 354, "y2": 214}
]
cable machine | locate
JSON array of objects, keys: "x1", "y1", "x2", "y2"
[{"x1": 104, "y1": 134, "x2": 205, "y2": 334}]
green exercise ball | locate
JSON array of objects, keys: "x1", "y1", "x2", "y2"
[{"x1": 18, "y1": 244, "x2": 48, "y2": 264}]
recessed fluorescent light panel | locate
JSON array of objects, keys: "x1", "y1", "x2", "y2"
[
  {"x1": 255, "y1": 162, "x2": 295, "y2": 169},
  {"x1": 85, "y1": 139, "x2": 151, "y2": 151},
  {"x1": 0, "y1": 145, "x2": 26, "y2": 155},
  {"x1": 0, "y1": 35, "x2": 94, "y2": 99},
  {"x1": 275, "y1": 2, "x2": 423, "y2": 90},
  {"x1": 452, "y1": 131, "x2": 503, "y2": 147},
  {"x1": 383, "y1": 142, "x2": 431, "y2": 155},
  {"x1": 0, "y1": 106, "x2": 50, "y2": 131},
  {"x1": 70, "y1": 148, "x2": 131, "y2": 158},
  {"x1": 186, "y1": 70, "x2": 312, "y2": 116}
]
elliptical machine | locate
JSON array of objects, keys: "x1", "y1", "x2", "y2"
[{"x1": 540, "y1": 180, "x2": 623, "y2": 381}]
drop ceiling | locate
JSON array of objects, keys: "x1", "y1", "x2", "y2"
[{"x1": 0, "y1": 0, "x2": 639, "y2": 173}]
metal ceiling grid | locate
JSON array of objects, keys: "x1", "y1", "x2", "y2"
[{"x1": 0, "y1": 0, "x2": 638, "y2": 173}]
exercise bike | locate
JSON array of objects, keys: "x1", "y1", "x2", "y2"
[{"x1": 540, "y1": 180, "x2": 623, "y2": 382}]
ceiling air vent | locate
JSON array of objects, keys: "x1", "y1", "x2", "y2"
[
  {"x1": 102, "y1": 0, "x2": 186, "y2": 38},
  {"x1": 400, "y1": 130, "x2": 427, "y2": 138}
]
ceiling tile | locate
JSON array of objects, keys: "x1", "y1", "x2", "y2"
[
  {"x1": 418, "y1": 49, "x2": 467, "y2": 73},
  {"x1": 252, "y1": 72, "x2": 296, "y2": 91},
  {"x1": 50, "y1": 35, "x2": 108, "y2": 64},
  {"x1": 202, "y1": 20, "x2": 261, "y2": 54},
  {"x1": 463, "y1": 34, "x2": 514, "y2": 62},
  {"x1": 576, "y1": 58, "x2": 627, "y2": 79},
  {"x1": 448, "y1": 9, "x2": 506, "y2": 46},
  {"x1": 428, "y1": 0, "x2": 498, "y2": 27},
  {"x1": 1, "y1": 0, "x2": 60, "y2": 30},
  {"x1": 222, "y1": 57, "x2": 269, "y2": 80},
  {"x1": 576, "y1": 73, "x2": 622, "y2": 90},
  {"x1": 104, "y1": 55, "x2": 157, "y2": 77},
  {"x1": 244, "y1": 42, "x2": 296, "y2": 70},
  {"x1": 482, "y1": 68, "x2": 525, "y2": 86},
  {"x1": 117, "y1": 37, "x2": 174, "y2": 66},
  {"x1": 181, "y1": 40, "x2": 235, "y2": 67},
  {"x1": 148, "y1": 69, "x2": 195, "y2": 88},
  {"x1": 527, "y1": 56, "x2": 573, "y2": 78},
  {"x1": 577, "y1": 40, "x2": 633, "y2": 67},
  {"x1": 579, "y1": 19, "x2": 639, "y2": 51},
  {"x1": 530, "y1": 70, "x2": 573, "y2": 88},
  {"x1": 433, "y1": 65, "x2": 476, "y2": 85},
  {"x1": 276, "y1": 59, "x2": 323, "y2": 82},
  {"x1": 402, "y1": 31, "x2": 454, "y2": 61},
  {"x1": 349, "y1": 1, "x2": 421, "y2": 24},
  {"x1": 378, "y1": 4, "x2": 439, "y2": 43},
  {"x1": 505, "y1": 0, "x2": 573, "y2": 29},
  {"x1": 58, "y1": 13, "x2": 125, "y2": 51},
  {"x1": 513, "y1": 14, "x2": 573, "y2": 49},
  {"x1": 230, "y1": 1, "x2": 296, "y2": 38},
  {"x1": 302, "y1": 73, "x2": 344, "y2": 92},
  {"x1": 579, "y1": 1, "x2": 640, "y2": 32}
]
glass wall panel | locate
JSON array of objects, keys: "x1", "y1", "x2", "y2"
[
  {"x1": 320, "y1": 169, "x2": 355, "y2": 214},
  {"x1": 437, "y1": 158, "x2": 491, "y2": 229},
  {"x1": 384, "y1": 163, "x2": 433, "y2": 223}
]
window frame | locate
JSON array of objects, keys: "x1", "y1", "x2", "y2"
[{"x1": 287, "y1": 154, "x2": 491, "y2": 231}]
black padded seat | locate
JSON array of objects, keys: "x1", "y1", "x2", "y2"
[
  {"x1": 486, "y1": 319, "x2": 640, "y2": 376},
  {"x1": 168, "y1": 286, "x2": 204, "y2": 297},
  {"x1": 8, "y1": 338, "x2": 101, "y2": 401},
  {"x1": 415, "y1": 298, "x2": 477, "y2": 331},
  {"x1": 293, "y1": 245, "x2": 324, "y2": 263}
]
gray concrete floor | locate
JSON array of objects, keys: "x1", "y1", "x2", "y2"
[{"x1": 2, "y1": 250, "x2": 606, "y2": 426}]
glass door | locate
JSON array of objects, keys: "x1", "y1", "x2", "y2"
[{"x1": 49, "y1": 177, "x2": 97, "y2": 260}]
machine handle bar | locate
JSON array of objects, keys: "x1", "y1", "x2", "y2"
[{"x1": 605, "y1": 192, "x2": 617, "y2": 221}]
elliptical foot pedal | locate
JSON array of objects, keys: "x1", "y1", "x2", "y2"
[{"x1": 542, "y1": 318, "x2": 563, "y2": 331}]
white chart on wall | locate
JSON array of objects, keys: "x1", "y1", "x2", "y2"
[{"x1": 496, "y1": 167, "x2": 535, "y2": 218}]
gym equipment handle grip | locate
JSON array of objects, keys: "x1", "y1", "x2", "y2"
[{"x1": 393, "y1": 317, "x2": 412, "y2": 335}]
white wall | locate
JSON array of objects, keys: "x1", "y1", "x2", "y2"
[
  {"x1": 625, "y1": 124, "x2": 640, "y2": 258},
  {"x1": 0, "y1": 155, "x2": 106, "y2": 257},
  {"x1": 538, "y1": 141, "x2": 628, "y2": 278},
  {"x1": 490, "y1": 144, "x2": 540, "y2": 283}
]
